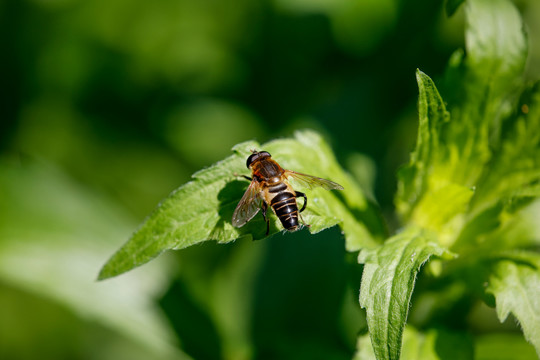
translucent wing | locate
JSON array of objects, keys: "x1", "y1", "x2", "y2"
[
  {"x1": 285, "y1": 170, "x2": 344, "y2": 191},
  {"x1": 232, "y1": 180, "x2": 263, "y2": 228}
]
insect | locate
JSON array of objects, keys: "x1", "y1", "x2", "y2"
[{"x1": 232, "y1": 150, "x2": 344, "y2": 235}]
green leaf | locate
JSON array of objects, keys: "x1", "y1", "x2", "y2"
[
  {"x1": 365, "y1": 2, "x2": 537, "y2": 359},
  {"x1": 0, "y1": 162, "x2": 187, "y2": 359},
  {"x1": 346, "y1": 152, "x2": 377, "y2": 202},
  {"x1": 396, "y1": 70, "x2": 450, "y2": 221},
  {"x1": 358, "y1": 228, "x2": 451, "y2": 360},
  {"x1": 462, "y1": 0, "x2": 533, "y2": 214},
  {"x1": 99, "y1": 130, "x2": 380, "y2": 280},
  {"x1": 452, "y1": 83, "x2": 540, "y2": 253},
  {"x1": 354, "y1": 326, "x2": 473, "y2": 360},
  {"x1": 486, "y1": 253, "x2": 540, "y2": 357},
  {"x1": 473, "y1": 83, "x2": 540, "y2": 210},
  {"x1": 446, "y1": 0, "x2": 527, "y2": 186},
  {"x1": 465, "y1": 0, "x2": 527, "y2": 87},
  {"x1": 396, "y1": 71, "x2": 473, "y2": 246},
  {"x1": 397, "y1": 0, "x2": 534, "y2": 249}
]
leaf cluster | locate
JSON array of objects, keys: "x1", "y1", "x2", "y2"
[
  {"x1": 359, "y1": 0, "x2": 540, "y2": 358},
  {"x1": 99, "y1": 0, "x2": 540, "y2": 359}
]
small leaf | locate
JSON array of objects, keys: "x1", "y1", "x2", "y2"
[
  {"x1": 486, "y1": 254, "x2": 540, "y2": 357},
  {"x1": 396, "y1": 71, "x2": 474, "y2": 246},
  {"x1": 99, "y1": 130, "x2": 380, "y2": 280},
  {"x1": 358, "y1": 228, "x2": 451, "y2": 360},
  {"x1": 396, "y1": 70, "x2": 450, "y2": 220}
]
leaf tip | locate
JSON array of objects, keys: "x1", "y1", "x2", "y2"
[
  {"x1": 96, "y1": 263, "x2": 115, "y2": 281},
  {"x1": 415, "y1": 69, "x2": 430, "y2": 83}
]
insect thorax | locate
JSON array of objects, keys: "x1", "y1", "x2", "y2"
[{"x1": 253, "y1": 160, "x2": 283, "y2": 180}]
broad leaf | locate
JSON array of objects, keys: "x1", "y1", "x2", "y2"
[
  {"x1": 99, "y1": 130, "x2": 380, "y2": 280},
  {"x1": 358, "y1": 228, "x2": 450, "y2": 360},
  {"x1": 486, "y1": 253, "x2": 540, "y2": 357},
  {"x1": 354, "y1": 326, "x2": 473, "y2": 360}
]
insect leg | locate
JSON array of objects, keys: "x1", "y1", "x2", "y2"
[
  {"x1": 233, "y1": 172, "x2": 252, "y2": 181},
  {"x1": 294, "y1": 191, "x2": 310, "y2": 229},
  {"x1": 295, "y1": 191, "x2": 307, "y2": 213},
  {"x1": 262, "y1": 201, "x2": 270, "y2": 236}
]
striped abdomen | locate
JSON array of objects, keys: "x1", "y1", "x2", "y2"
[{"x1": 269, "y1": 187, "x2": 299, "y2": 231}]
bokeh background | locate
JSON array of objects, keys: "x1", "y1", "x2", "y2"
[{"x1": 1, "y1": 0, "x2": 539, "y2": 359}]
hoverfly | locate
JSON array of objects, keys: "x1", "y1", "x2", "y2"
[{"x1": 232, "y1": 150, "x2": 344, "y2": 235}]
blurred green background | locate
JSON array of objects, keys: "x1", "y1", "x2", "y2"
[{"x1": 1, "y1": 0, "x2": 539, "y2": 359}]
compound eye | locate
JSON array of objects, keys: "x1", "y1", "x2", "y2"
[
  {"x1": 259, "y1": 151, "x2": 271, "y2": 158},
  {"x1": 246, "y1": 153, "x2": 258, "y2": 168}
]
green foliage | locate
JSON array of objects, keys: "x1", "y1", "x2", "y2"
[
  {"x1": 4, "y1": 0, "x2": 540, "y2": 357},
  {"x1": 97, "y1": 0, "x2": 540, "y2": 358},
  {"x1": 486, "y1": 255, "x2": 540, "y2": 355},
  {"x1": 358, "y1": 0, "x2": 540, "y2": 358},
  {"x1": 358, "y1": 228, "x2": 452, "y2": 360},
  {"x1": 99, "y1": 130, "x2": 382, "y2": 280}
]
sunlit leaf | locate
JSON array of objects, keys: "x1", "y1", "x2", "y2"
[
  {"x1": 358, "y1": 228, "x2": 451, "y2": 360},
  {"x1": 99, "y1": 130, "x2": 380, "y2": 280},
  {"x1": 397, "y1": 0, "x2": 534, "y2": 250},
  {"x1": 395, "y1": 70, "x2": 450, "y2": 220},
  {"x1": 396, "y1": 71, "x2": 473, "y2": 247},
  {"x1": 486, "y1": 254, "x2": 540, "y2": 357}
]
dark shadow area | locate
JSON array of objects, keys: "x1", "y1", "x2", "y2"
[
  {"x1": 159, "y1": 280, "x2": 223, "y2": 360},
  {"x1": 251, "y1": 227, "x2": 354, "y2": 360},
  {"x1": 434, "y1": 327, "x2": 474, "y2": 360},
  {"x1": 216, "y1": 179, "x2": 281, "y2": 240}
]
